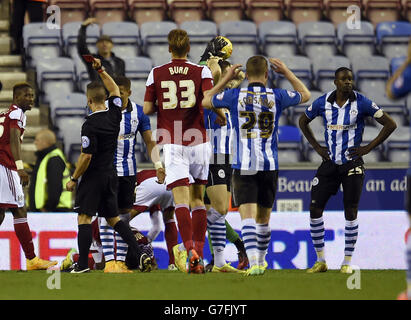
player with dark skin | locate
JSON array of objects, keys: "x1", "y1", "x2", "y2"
[{"x1": 0, "y1": 86, "x2": 34, "y2": 225}]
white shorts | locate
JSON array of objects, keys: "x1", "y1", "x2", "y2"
[
  {"x1": 163, "y1": 142, "x2": 211, "y2": 190},
  {"x1": 134, "y1": 177, "x2": 174, "y2": 212},
  {"x1": 0, "y1": 164, "x2": 25, "y2": 208}
]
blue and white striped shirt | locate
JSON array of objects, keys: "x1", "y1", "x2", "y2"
[
  {"x1": 305, "y1": 90, "x2": 382, "y2": 165},
  {"x1": 114, "y1": 100, "x2": 151, "y2": 176},
  {"x1": 204, "y1": 106, "x2": 232, "y2": 155},
  {"x1": 211, "y1": 83, "x2": 302, "y2": 171}
]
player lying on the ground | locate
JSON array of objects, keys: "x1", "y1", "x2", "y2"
[
  {"x1": 0, "y1": 82, "x2": 57, "y2": 270},
  {"x1": 61, "y1": 219, "x2": 156, "y2": 271}
]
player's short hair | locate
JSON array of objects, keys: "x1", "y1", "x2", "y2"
[
  {"x1": 246, "y1": 56, "x2": 268, "y2": 78},
  {"x1": 13, "y1": 82, "x2": 32, "y2": 98},
  {"x1": 168, "y1": 29, "x2": 190, "y2": 57},
  {"x1": 335, "y1": 67, "x2": 353, "y2": 79},
  {"x1": 218, "y1": 60, "x2": 231, "y2": 74},
  {"x1": 86, "y1": 81, "x2": 106, "y2": 103},
  {"x1": 114, "y1": 76, "x2": 131, "y2": 90}
]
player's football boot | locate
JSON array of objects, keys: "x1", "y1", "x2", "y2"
[
  {"x1": 340, "y1": 265, "x2": 353, "y2": 274},
  {"x1": 116, "y1": 261, "x2": 133, "y2": 273},
  {"x1": 258, "y1": 261, "x2": 268, "y2": 274},
  {"x1": 237, "y1": 250, "x2": 249, "y2": 270},
  {"x1": 26, "y1": 256, "x2": 58, "y2": 270},
  {"x1": 205, "y1": 258, "x2": 214, "y2": 272},
  {"x1": 60, "y1": 248, "x2": 77, "y2": 271},
  {"x1": 188, "y1": 249, "x2": 205, "y2": 274},
  {"x1": 397, "y1": 291, "x2": 409, "y2": 300},
  {"x1": 70, "y1": 263, "x2": 90, "y2": 273},
  {"x1": 168, "y1": 264, "x2": 178, "y2": 271},
  {"x1": 306, "y1": 261, "x2": 328, "y2": 273},
  {"x1": 172, "y1": 244, "x2": 187, "y2": 273},
  {"x1": 139, "y1": 253, "x2": 152, "y2": 272},
  {"x1": 244, "y1": 265, "x2": 263, "y2": 276},
  {"x1": 212, "y1": 263, "x2": 245, "y2": 273},
  {"x1": 104, "y1": 260, "x2": 118, "y2": 273}
]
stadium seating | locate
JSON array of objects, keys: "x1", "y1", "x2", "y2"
[
  {"x1": 245, "y1": 0, "x2": 285, "y2": 25},
  {"x1": 49, "y1": 92, "x2": 88, "y2": 123},
  {"x1": 219, "y1": 21, "x2": 258, "y2": 65},
  {"x1": 325, "y1": 0, "x2": 362, "y2": 27},
  {"x1": 362, "y1": 126, "x2": 385, "y2": 162},
  {"x1": 181, "y1": 20, "x2": 218, "y2": 61},
  {"x1": 297, "y1": 21, "x2": 337, "y2": 60},
  {"x1": 130, "y1": 80, "x2": 147, "y2": 106},
  {"x1": 128, "y1": 0, "x2": 167, "y2": 26},
  {"x1": 36, "y1": 58, "x2": 76, "y2": 103},
  {"x1": 289, "y1": 90, "x2": 323, "y2": 125},
  {"x1": 48, "y1": 0, "x2": 89, "y2": 26},
  {"x1": 207, "y1": 0, "x2": 245, "y2": 25},
  {"x1": 337, "y1": 21, "x2": 375, "y2": 61},
  {"x1": 124, "y1": 56, "x2": 152, "y2": 80},
  {"x1": 312, "y1": 56, "x2": 351, "y2": 92},
  {"x1": 259, "y1": 21, "x2": 297, "y2": 59},
  {"x1": 371, "y1": 92, "x2": 408, "y2": 126},
  {"x1": 376, "y1": 21, "x2": 411, "y2": 60},
  {"x1": 390, "y1": 56, "x2": 407, "y2": 73},
  {"x1": 74, "y1": 57, "x2": 90, "y2": 92},
  {"x1": 89, "y1": 0, "x2": 128, "y2": 26},
  {"x1": 385, "y1": 125, "x2": 410, "y2": 162},
  {"x1": 364, "y1": 0, "x2": 402, "y2": 27},
  {"x1": 351, "y1": 55, "x2": 390, "y2": 93},
  {"x1": 54, "y1": 110, "x2": 85, "y2": 156},
  {"x1": 62, "y1": 22, "x2": 100, "y2": 59},
  {"x1": 140, "y1": 21, "x2": 177, "y2": 66},
  {"x1": 274, "y1": 55, "x2": 312, "y2": 91},
  {"x1": 278, "y1": 125, "x2": 304, "y2": 163},
  {"x1": 23, "y1": 22, "x2": 62, "y2": 67},
  {"x1": 169, "y1": 0, "x2": 206, "y2": 25},
  {"x1": 68, "y1": 143, "x2": 82, "y2": 164},
  {"x1": 287, "y1": 0, "x2": 323, "y2": 25},
  {"x1": 101, "y1": 22, "x2": 140, "y2": 59}
]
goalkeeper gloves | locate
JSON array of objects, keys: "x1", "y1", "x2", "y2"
[{"x1": 199, "y1": 37, "x2": 229, "y2": 64}]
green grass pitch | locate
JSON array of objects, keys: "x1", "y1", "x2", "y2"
[{"x1": 0, "y1": 269, "x2": 406, "y2": 300}]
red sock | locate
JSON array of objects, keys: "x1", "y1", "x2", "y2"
[
  {"x1": 14, "y1": 218, "x2": 35, "y2": 260},
  {"x1": 164, "y1": 218, "x2": 178, "y2": 264},
  {"x1": 175, "y1": 204, "x2": 193, "y2": 252},
  {"x1": 192, "y1": 206, "x2": 207, "y2": 258}
]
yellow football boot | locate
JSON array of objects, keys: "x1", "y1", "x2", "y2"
[
  {"x1": 26, "y1": 257, "x2": 58, "y2": 270},
  {"x1": 306, "y1": 261, "x2": 328, "y2": 273},
  {"x1": 212, "y1": 263, "x2": 245, "y2": 273},
  {"x1": 172, "y1": 244, "x2": 187, "y2": 273}
]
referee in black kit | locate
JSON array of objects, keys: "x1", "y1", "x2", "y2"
[{"x1": 66, "y1": 57, "x2": 152, "y2": 273}]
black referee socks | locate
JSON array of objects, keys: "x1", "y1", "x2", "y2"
[
  {"x1": 78, "y1": 224, "x2": 92, "y2": 269},
  {"x1": 113, "y1": 220, "x2": 142, "y2": 256}
]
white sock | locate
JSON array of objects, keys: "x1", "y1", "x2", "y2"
[
  {"x1": 99, "y1": 218, "x2": 115, "y2": 262},
  {"x1": 147, "y1": 210, "x2": 162, "y2": 242},
  {"x1": 210, "y1": 214, "x2": 226, "y2": 268},
  {"x1": 343, "y1": 219, "x2": 358, "y2": 266},
  {"x1": 310, "y1": 217, "x2": 325, "y2": 263},
  {"x1": 256, "y1": 223, "x2": 270, "y2": 266}
]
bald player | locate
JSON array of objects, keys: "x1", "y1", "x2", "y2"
[{"x1": 28, "y1": 129, "x2": 72, "y2": 212}]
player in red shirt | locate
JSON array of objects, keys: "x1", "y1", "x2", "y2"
[
  {"x1": 143, "y1": 29, "x2": 226, "y2": 273},
  {"x1": 0, "y1": 82, "x2": 57, "y2": 270}
]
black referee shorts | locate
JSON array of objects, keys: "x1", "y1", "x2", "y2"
[
  {"x1": 231, "y1": 169, "x2": 278, "y2": 208},
  {"x1": 310, "y1": 159, "x2": 365, "y2": 210},
  {"x1": 117, "y1": 175, "x2": 136, "y2": 210},
  {"x1": 74, "y1": 170, "x2": 118, "y2": 218},
  {"x1": 204, "y1": 154, "x2": 232, "y2": 205}
]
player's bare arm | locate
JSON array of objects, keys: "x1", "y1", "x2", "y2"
[
  {"x1": 348, "y1": 112, "x2": 397, "y2": 159},
  {"x1": 66, "y1": 152, "x2": 92, "y2": 191},
  {"x1": 202, "y1": 64, "x2": 243, "y2": 109},
  {"x1": 142, "y1": 130, "x2": 165, "y2": 184},
  {"x1": 92, "y1": 58, "x2": 120, "y2": 97},
  {"x1": 386, "y1": 42, "x2": 411, "y2": 99},
  {"x1": 9, "y1": 127, "x2": 29, "y2": 186},
  {"x1": 207, "y1": 57, "x2": 222, "y2": 84},
  {"x1": 143, "y1": 101, "x2": 156, "y2": 115},
  {"x1": 299, "y1": 113, "x2": 330, "y2": 161},
  {"x1": 270, "y1": 58, "x2": 311, "y2": 103}
]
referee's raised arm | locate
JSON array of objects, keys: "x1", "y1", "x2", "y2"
[{"x1": 92, "y1": 58, "x2": 120, "y2": 98}]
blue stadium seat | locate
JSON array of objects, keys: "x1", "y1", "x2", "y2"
[
  {"x1": 337, "y1": 21, "x2": 375, "y2": 60},
  {"x1": 62, "y1": 22, "x2": 100, "y2": 59},
  {"x1": 390, "y1": 56, "x2": 407, "y2": 74},
  {"x1": 351, "y1": 56, "x2": 390, "y2": 94},
  {"x1": 124, "y1": 56, "x2": 152, "y2": 80},
  {"x1": 289, "y1": 90, "x2": 323, "y2": 126},
  {"x1": 23, "y1": 22, "x2": 62, "y2": 67},
  {"x1": 180, "y1": 20, "x2": 218, "y2": 62},
  {"x1": 219, "y1": 21, "x2": 258, "y2": 65},
  {"x1": 49, "y1": 92, "x2": 87, "y2": 123},
  {"x1": 297, "y1": 22, "x2": 337, "y2": 60},
  {"x1": 259, "y1": 21, "x2": 297, "y2": 59},
  {"x1": 312, "y1": 56, "x2": 351, "y2": 92},
  {"x1": 275, "y1": 55, "x2": 312, "y2": 91},
  {"x1": 376, "y1": 21, "x2": 411, "y2": 60},
  {"x1": 36, "y1": 57, "x2": 75, "y2": 103},
  {"x1": 101, "y1": 22, "x2": 140, "y2": 59},
  {"x1": 140, "y1": 21, "x2": 178, "y2": 66},
  {"x1": 277, "y1": 125, "x2": 304, "y2": 163}
]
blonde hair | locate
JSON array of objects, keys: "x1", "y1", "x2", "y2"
[{"x1": 168, "y1": 29, "x2": 190, "y2": 57}]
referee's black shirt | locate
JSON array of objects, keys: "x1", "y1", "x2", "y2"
[{"x1": 80, "y1": 96, "x2": 122, "y2": 173}]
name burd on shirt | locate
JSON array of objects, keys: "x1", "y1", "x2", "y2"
[{"x1": 169, "y1": 66, "x2": 189, "y2": 75}]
